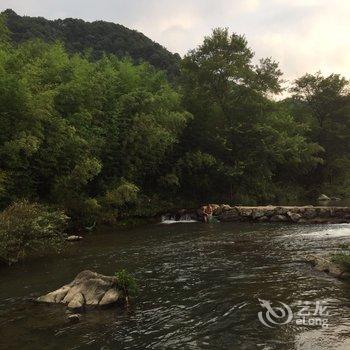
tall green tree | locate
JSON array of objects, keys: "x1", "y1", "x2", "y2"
[
  {"x1": 291, "y1": 72, "x2": 350, "y2": 195},
  {"x1": 177, "y1": 28, "x2": 321, "y2": 203}
]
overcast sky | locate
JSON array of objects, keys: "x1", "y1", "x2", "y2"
[{"x1": 1, "y1": 0, "x2": 349, "y2": 83}]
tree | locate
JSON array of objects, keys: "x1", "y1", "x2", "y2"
[
  {"x1": 0, "y1": 13, "x2": 10, "y2": 44},
  {"x1": 177, "y1": 28, "x2": 321, "y2": 203},
  {"x1": 291, "y1": 72, "x2": 350, "y2": 195},
  {"x1": 0, "y1": 38, "x2": 189, "y2": 221}
]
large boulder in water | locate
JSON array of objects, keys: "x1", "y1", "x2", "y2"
[
  {"x1": 37, "y1": 270, "x2": 123, "y2": 309},
  {"x1": 306, "y1": 255, "x2": 350, "y2": 280}
]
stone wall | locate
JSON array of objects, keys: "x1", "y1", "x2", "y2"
[{"x1": 213, "y1": 205, "x2": 350, "y2": 224}]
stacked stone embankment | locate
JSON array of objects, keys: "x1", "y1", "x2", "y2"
[{"x1": 212, "y1": 205, "x2": 350, "y2": 224}]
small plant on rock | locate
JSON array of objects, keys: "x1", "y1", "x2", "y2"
[
  {"x1": 115, "y1": 269, "x2": 138, "y2": 306},
  {"x1": 331, "y1": 252, "x2": 350, "y2": 272}
]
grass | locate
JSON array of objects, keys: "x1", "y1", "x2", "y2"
[
  {"x1": 331, "y1": 252, "x2": 350, "y2": 272},
  {"x1": 338, "y1": 243, "x2": 349, "y2": 250}
]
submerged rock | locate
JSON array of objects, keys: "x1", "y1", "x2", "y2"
[
  {"x1": 318, "y1": 194, "x2": 331, "y2": 201},
  {"x1": 67, "y1": 235, "x2": 83, "y2": 242},
  {"x1": 37, "y1": 270, "x2": 123, "y2": 309},
  {"x1": 67, "y1": 313, "x2": 81, "y2": 323}
]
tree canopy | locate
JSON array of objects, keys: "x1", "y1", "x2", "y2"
[
  {"x1": 176, "y1": 28, "x2": 322, "y2": 203},
  {"x1": 289, "y1": 72, "x2": 350, "y2": 196},
  {"x1": 1, "y1": 9, "x2": 181, "y2": 79},
  {"x1": 0, "y1": 19, "x2": 189, "y2": 224}
]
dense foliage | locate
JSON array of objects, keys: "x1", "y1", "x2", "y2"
[
  {"x1": 0, "y1": 13, "x2": 349, "y2": 230},
  {"x1": 2, "y1": 9, "x2": 180, "y2": 79},
  {"x1": 176, "y1": 29, "x2": 324, "y2": 204},
  {"x1": 0, "y1": 200, "x2": 67, "y2": 264},
  {"x1": 288, "y1": 73, "x2": 350, "y2": 197},
  {"x1": 0, "y1": 14, "x2": 189, "y2": 227}
]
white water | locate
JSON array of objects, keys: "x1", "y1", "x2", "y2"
[
  {"x1": 161, "y1": 214, "x2": 198, "y2": 224},
  {"x1": 299, "y1": 224, "x2": 350, "y2": 239}
]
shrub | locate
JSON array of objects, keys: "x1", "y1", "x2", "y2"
[
  {"x1": 115, "y1": 269, "x2": 138, "y2": 305},
  {"x1": 106, "y1": 181, "x2": 140, "y2": 208},
  {"x1": 0, "y1": 200, "x2": 68, "y2": 265},
  {"x1": 331, "y1": 253, "x2": 350, "y2": 272}
]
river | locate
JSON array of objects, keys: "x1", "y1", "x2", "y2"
[{"x1": 1, "y1": 222, "x2": 350, "y2": 349}]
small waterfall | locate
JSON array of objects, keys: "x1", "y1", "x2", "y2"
[{"x1": 161, "y1": 214, "x2": 198, "y2": 224}]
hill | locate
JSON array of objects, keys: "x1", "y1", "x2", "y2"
[{"x1": 1, "y1": 9, "x2": 180, "y2": 78}]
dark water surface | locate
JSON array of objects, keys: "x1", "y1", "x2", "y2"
[{"x1": 1, "y1": 222, "x2": 350, "y2": 349}]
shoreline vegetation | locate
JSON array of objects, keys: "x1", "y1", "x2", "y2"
[
  {"x1": 0, "y1": 10, "x2": 350, "y2": 265},
  {"x1": 307, "y1": 251, "x2": 350, "y2": 281}
]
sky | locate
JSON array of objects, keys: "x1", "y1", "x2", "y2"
[{"x1": 1, "y1": 0, "x2": 349, "y2": 84}]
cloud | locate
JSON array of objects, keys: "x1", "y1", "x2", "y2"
[
  {"x1": 1, "y1": 0, "x2": 349, "y2": 82},
  {"x1": 246, "y1": 1, "x2": 350, "y2": 81},
  {"x1": 159, "y1": 26, "x2": 193, "y2": 54}
]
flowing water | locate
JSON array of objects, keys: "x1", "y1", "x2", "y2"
[{"x1": 1, "y1": 222, "x2": 350, "y2": 349}]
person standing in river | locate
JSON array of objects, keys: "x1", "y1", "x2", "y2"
[{"x1": 199, "y1": 204, "x2": 214, "y2": 223}]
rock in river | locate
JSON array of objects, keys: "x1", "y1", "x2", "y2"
[
  {"x1": 318, "y1": 194, "x2": 331, "y2": 201},
  {"x1": 67, "y1": 313, "x2": 81, "y2": 323},
  {"x1": 37, "y1": 270, "x2": 123, "y2": 309},
  {"x1": 306, "y1": 255, "x2": 350, "y2": 280},
  {"x1": 67, "y1": 235, "x2": 83, "y2": 242}
]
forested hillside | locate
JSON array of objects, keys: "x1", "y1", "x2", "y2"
[{"x1": 1, "y1": 9, "x2": 180, "y2": 78}]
